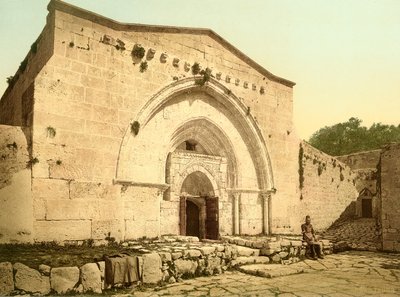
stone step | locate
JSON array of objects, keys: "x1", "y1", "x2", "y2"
[
  {"x1": 238, "y1": 263, "x2": 304, "y2": 278},
  {"x1": 231, "y1": 256, "x2": 270, "y2": 266}
]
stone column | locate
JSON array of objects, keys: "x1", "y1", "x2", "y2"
[
  {"x1": 233, "y1": 193, "x2": 240, "y2": 235},
  {"x1": 261, "y1": 192, "x2": 271, "y2": 235},
  {"x1": 260, "y1": 193, "x2": 269, "y2": 235},
  {"x1": 268, "y1": 192, "x2": 272, "y2": 235}
]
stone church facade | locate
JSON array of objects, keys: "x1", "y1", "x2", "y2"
[{"x1": 1, "y1": 0, "x2": 398, "y2": 251}]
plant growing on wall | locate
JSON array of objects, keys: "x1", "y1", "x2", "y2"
[
  {"x1": 299, "y1": 144, "x2": 305, "y2": 189},
  {"x1": 195, "y1": 68, "x2": 212, "y2": 86},
  {"x1": 27, "y1": 157, "x2": 39, "y2": 168},
  {"x1": 19, "y1": 59, "x2": 28, "y2": 73},
  {"x1": 191, "y1": 62, "x2": 201, "y2": 75},
  {"x1": 46, "y1": 126, "x2": 56, "y2": 138},
  {"x1": 6, "y1": 142, "x2": 18, "y2": 150},
  {"x1": 31, "y1": 41, "x2": 38, "y2": 54},
  {"x1": 56, "y1": 160, "x2": 62, "y2": 165},
  {"x1": 6, "y1": 76, "x2": 14, "y2": 85},
  {"x1": 131, "y1": 121, "x2": 140, "y2": 136},
  {"x1": 139, "y1": 61, "x2": 148, "y2": 73},
  {"x1": 318, "y1": 164, "x2": 324, "y2": 176},
  {"x1": 69, "y1": 42, "x2": 74, "y2": 48},
  {"x1": 131, "y1": 44, "x2": 145, "y2": 59}
]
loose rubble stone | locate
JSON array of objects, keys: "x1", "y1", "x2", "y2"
[
  {"x1": 184, "y1": 249, "x2": 202, "y2": 258},
  {"x1": 200, "y1": 246, "x2": 216, "y2": 255},
  {"x1": 14, "y1": 262, "x2": 50, "y2": 295},
  {"x1": 0, "y1": 262, "x2": 14, "y2": 295},
  {"x1": 142, "y1": 253, "x2": 162, "y2": 284},
  {"x1": 80, "y1": 263, "x2": 102, "y2": 294},
  {"x1": 252, "y1": 241, "x2": 265, "y2": 249},
  {"x1": 38, "y1": 264, "x2": 51, "y2": 276},
  {"x1": 174, "y1": 259, "x2": 198, "y2": 276},
  {"x1": 271, "y1": 254, "x2": 281, "y2": 263},
  {"x1": 279, "y1": 252, "x2": 289, "y2": 259},
  {"x1": 158, "y1": 252, "x2": 172, "y2": 262},
  {"x1": 50, "y1": 266, "x2": 80, "y2": 294},
  {"x1": 260, "y1": 248, "x2": 275, "y2": 256},
  {"x1": 171, "y1": 252, "x2": 182, "y2": 260},
  {"x1": 237, "y1": 246, "x2": 259, "y2": 257}
]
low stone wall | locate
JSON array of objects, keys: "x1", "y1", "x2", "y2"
[
  {"x1": 0, "y1": 235, "x2": 333, "y2": 295},
  {"x1": 222, "y1": 235, "x2": 333, "y2": 265}
]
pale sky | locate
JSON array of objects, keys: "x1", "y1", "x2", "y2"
[{"x1": 0, "y1": 0, "x2": 399, "y2": 139}]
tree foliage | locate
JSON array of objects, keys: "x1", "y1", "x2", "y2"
[{"x1": 308, "y1": 117, "x2": 400, "y2": 156}]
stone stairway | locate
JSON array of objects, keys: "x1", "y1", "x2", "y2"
[{"x1": 322, "y1": 217, "x2": 380, "y2": 251}]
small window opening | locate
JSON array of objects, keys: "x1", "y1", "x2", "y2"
[{"x1": 185, "y1": 141, "x2": 197, "y2": 151}]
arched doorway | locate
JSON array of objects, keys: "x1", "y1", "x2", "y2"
[
  {"x1": 186, "y1": 200, "x2": 200, "y2": 237},
  {"x1": 179, "y1": 171, "x2": 219, "y2": 240}
]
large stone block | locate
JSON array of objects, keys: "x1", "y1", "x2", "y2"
[
  {"x1": 14, "y1": 262, "x2": 50, "y2": 295},
  {"x1": 80, "y1": 263, "x2": 102, "y2": 294},
  {"x1": 142, "y1": 253, "x2": 162, "y2": 284},
  {"x1": 174, "y1": 259, "x2": 198, "y2": 276},
  {"x1": 69, "y1": 181, "x2": 119, "y2": 200},
  {"x1": 0, "y1": 262, "x2": 14, "y2": 295},
  {"x1": 34, "y1": 220, "x2": 91, "y2": 242},
  {"x1": 236, "y1": 246, "x2": 259, "y2": 257},
  {"x1": 50, "y1": 266, "x2": 80, "y2": 294},
  {"x1": 91, "y1": 219, "x2": 124, "y2": 241}
]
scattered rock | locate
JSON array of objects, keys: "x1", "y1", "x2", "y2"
[
  {"x1": 0, "y1": 262, "x2": 14, "y2": 295},
  {"x1": 200, "y1": 246, "x2": 216, "y2": 255},
  {"x1": 184, "y1": 249, "x2": 202, "y2": 258},
  {"x1": 171, "y1": 252, "x2": 182, "y2": 260},
  {"x1": 279, "y1": 252, "x2": 289, "y2": 259},
  {"x1": 80, "y1": 263, "x2": 102, "y2": 294},
  {"x1": 14, "y1": 262, "x2": 50, "y2": 295},
  {"x1": 50, "y1": 266, "x2": 79, "y2": 294},
  {"x1": 237, "y1": 246, "x2": 259, "y2": 257},
  {"x1": 271, "y1": 254, "x2": 281, "y2": 263},
  {"x1": 38, "y1": 264, "x2": 51, "y2": 276},
  {"x1": 174, "y1": 259, "x2": 198, "y2": 276},
  {"x1": 158, "y1": 252, "x2": 172, "y2": 262}
]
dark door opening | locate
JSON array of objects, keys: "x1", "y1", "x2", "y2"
[
  {"x1": 205, "y1": 196, "x2": 219, "y2": 240},
  {"x1": 186, "y1": 200, "x2": 200, "y2": 237},
  {"x1": 361, "y1": 198, "x2": 372, "y2": 218}
]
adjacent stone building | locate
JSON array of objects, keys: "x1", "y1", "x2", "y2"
[
  {"x1": 0, "y1": 0, "x2": 366, "y2": 245},
  {"x1": 338, "y1": 145, "x2": 400, "y2": 252}
]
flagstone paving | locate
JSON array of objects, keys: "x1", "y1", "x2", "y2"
[{"x1": 115, "y1": 251, "x2": 400, "y2": 297}]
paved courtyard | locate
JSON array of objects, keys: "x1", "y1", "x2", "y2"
[{"x1": 122, "y1": 251, "x2": 400, "y2": 297}]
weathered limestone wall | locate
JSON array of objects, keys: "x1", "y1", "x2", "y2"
[
  {"x1": 380, "y1": 143, "x2": 400, "y2": 252},
  {"x1": 0, "y1": 13, "x2": 54, "y2": 127},
  {"x1": 337, "y1": 150, "x2": 381, "y2": 218},
  {"x1": 337, "y1": 150, "x2": 380, "y2": 193},
  {"x1": 26, "y1": 1, "x2": 298, "y2": 242},
  {"x1": 294, "y1": 142, "x2": 358, "y2": 232},
  {"x1": 0, "y1": 125, "x2": 32, "y2": 243},
  {"x1": 337, "y1": 150, "x2": 381, "y2": 171}
]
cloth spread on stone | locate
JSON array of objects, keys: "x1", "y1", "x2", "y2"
[{"x1": 104, "y1": 254, "x2": 140, "y2": 286}]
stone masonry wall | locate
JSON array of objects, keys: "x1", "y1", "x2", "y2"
[
  {"x1": 1, "y1": 0, "x2": 299, "y2": 242},
  {"x1": 380, "y1": 143, "x2": 400, "y2": 252},
  {"x1": 294, "y1": 142, "x2": 358, "y2": 232},
  {"x1": 0, "y1": 125, "x2": 32, "y2": 243},
  {"x1": 337, "y1": 149, "x2": 380, "y2": 194},
  {"x1": 27, "y1": 2, "x2": 298, "y2": 241},
  {"x1": 0, "y1": 12, "x2": 54, "y2": 126}
]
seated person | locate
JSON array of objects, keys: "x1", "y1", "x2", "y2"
[{"x1": 301, "y1": 215, "x2": 324, "y2": 260}]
